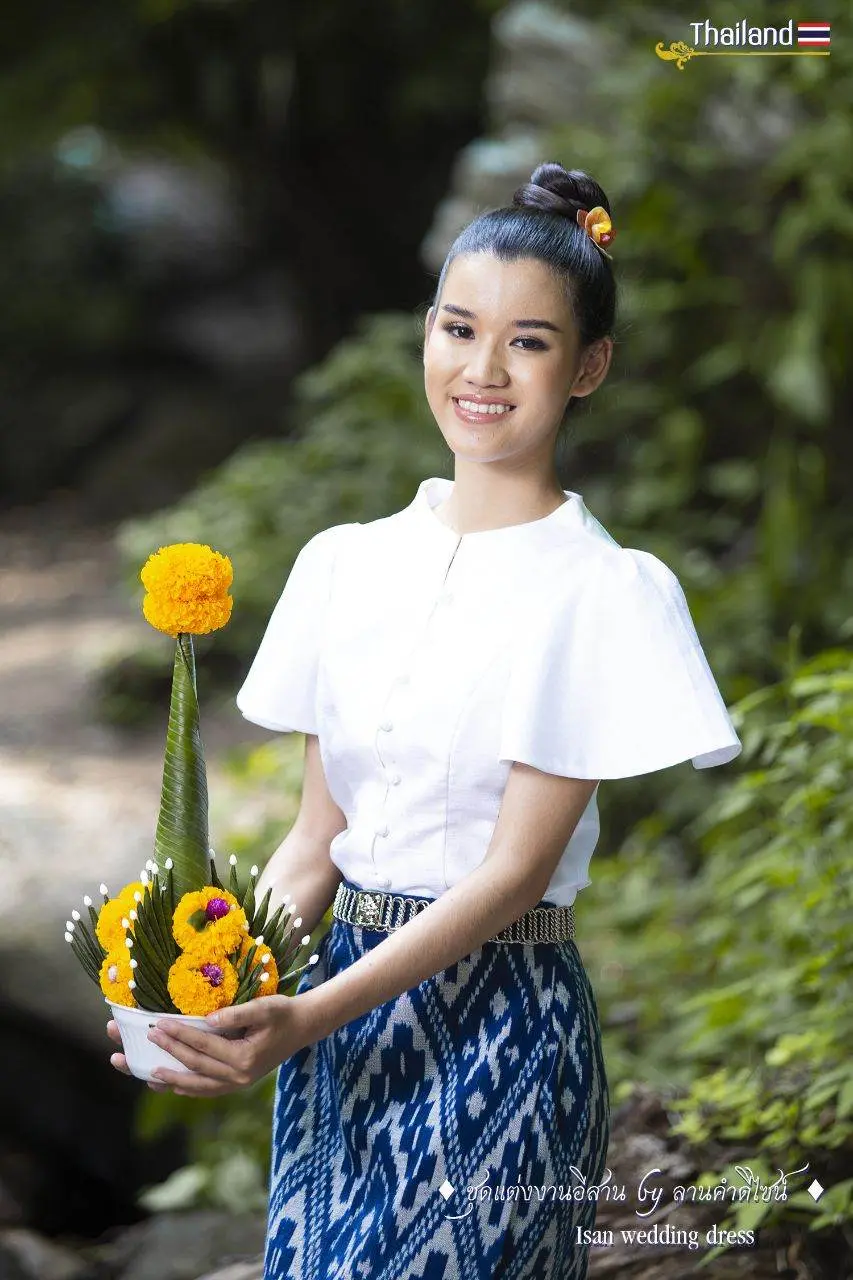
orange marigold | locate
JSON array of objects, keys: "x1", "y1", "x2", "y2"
[
  {"x1": 95, "y1": 880, "x2": 149, "y2": 952},
  {"x1": 167, "y1": 951, "x2": 239, "y2": 1015},
  {"x1": 172, "y1": 886, "x2": 248, "y2": 955},
  {"x1": 99, "y1": 946, "x2": 137, "y2": 1008},
  {"x1": 235, "y1": 934, "x2": 280, "y2": 999},
  {"x1": 140, "y1": 543, "x2": 233, "y2": 637}
]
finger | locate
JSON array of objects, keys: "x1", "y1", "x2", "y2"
[
  {"x1": 107, "y1": 1020, "x2": 123, "y2": 1046},
  {"x1": 151, "y1": 1068, "x2": 240, "y2": 1097},
  {"x1": 147, "y1": 1026, "x2": 241, "y2": 1082},
  {"x1": 110, "y1": 1052, "x2": 131, "y2": 1076}
]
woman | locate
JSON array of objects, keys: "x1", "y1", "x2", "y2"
[{"x1": 109, "y1": 162, "x2": 742, "y2": 1278}]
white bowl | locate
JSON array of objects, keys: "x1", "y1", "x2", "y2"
[{"x1": 106, "y1": 999, "x2": 240, "y2": 1083}]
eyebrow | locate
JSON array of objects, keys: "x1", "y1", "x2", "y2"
[{"x1": 440, "y1": 303, "x2": 562, "y2": 333}]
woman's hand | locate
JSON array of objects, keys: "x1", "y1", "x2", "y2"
[{"x1": 106, "y1": 996, "x2": 315, "y2": 1097}]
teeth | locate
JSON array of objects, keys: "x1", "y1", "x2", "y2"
[{"x1": 456, "y1": 399, "x2": 513, "y2": 415}]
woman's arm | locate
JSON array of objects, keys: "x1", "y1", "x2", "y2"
[
  {"x1": 297, "y1": 761, "x2": 599, "y2": 1042},
  {"x1": 254, "y1": 733, "x2": 347, "y2": 936}
]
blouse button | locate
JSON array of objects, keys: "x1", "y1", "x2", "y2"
[
  {"x1": 379, "y1": 720, "x2": 393, "y2": 732},
  {"x1": 389, "y1": 773, "x2": 401, "y2": 786},
  {"x1": 375, "y1": 823, "x2": 389, "y2": 837}
]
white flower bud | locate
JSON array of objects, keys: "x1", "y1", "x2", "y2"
[
  {"x1": 129, "y1": 910, "x2": 138, "y2": 922},
  {"x1": 128, "y1": 980, "x2": 136, "y2": 990},
  {"x1": 99, "y1": 884, "x2": 108, "y2": 896},
  {"x1": 262, "y1": 953, "x2": 271, "y2": 964},
  {"x1": 301, "y1": 934, "x2": 310, "y2": 945},
  {"x1": 250, "y1": 865, "x2": 258, "y2": 877},
  {"x1": 293, "y1": 917, "x2": 302, "y2": 928},
  {"x1": 309, "y1": 954, "x2": 319, "y2": 964},
  {"x1": 66, "y1": 920, "x2": 75, "y2": 931},
  {"x1": 260, "y1": 973, "x2": 270, "y2": 983},
  {"x1": 130, "y1": 958, "x2": 138, "y2": 969},
  {"x1": 71, "y1": 909, "x2": 81, "y2": 921},
  {"x1": 165, "y1": 858, "x2": 173, "y2": 870},
  {"x1": 229, "y1": 854, "x2": 237, "y2": 865},
  {"x1": 255, "y1": 935, "x2": 264, "y2": 946},
  {"x1": 133, "y1": 891, "x2": 142, "y2": 903},
  {"x1": 83, "y1": 895, "x2": 92, "y2": 907},
  {"x1": 64, "y1": 932, "x2": 73, "y2": 942},
  {"x1": 122, "y1": 918, "x2": 130, "y2": 929},
  {"x1": 125, "y1": 938, "x2": 134, "y2": 949}
]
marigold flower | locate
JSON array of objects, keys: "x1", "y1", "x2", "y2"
[
  {"x1": 99, "y1": 946, "x2": 137, "y2": 1008},
  {"x1": 172, "y1": 886, "x2": 248, "y2": 955},
  {"x1": 95, "y1": 880, "x2": 149, "y2": 952},
  {"x1": 167, "y1": 951, "x2": 239, "y2": 1015},
  {"x1": 141, "y1": 543, "x2": 233, "y2": 637},
  {"x1": 236, "y1": 934, "x2": 280, "y2": 998}
]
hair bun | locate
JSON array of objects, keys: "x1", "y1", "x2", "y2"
[{"x1": 512, "y1": 162, "x2": 612, "y2": 221}]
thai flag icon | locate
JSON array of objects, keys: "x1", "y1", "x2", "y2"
[{"x1": 797, "y1": 22, "x2": 831, "y2": 45}]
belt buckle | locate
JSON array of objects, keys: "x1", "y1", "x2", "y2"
[{"x1": 355, "y1": 891, "x2": 384, "y2": 927}]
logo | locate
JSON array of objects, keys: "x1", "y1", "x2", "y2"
[{"x1": 655, "y1": 18, "x2": 832, "y2": 70}]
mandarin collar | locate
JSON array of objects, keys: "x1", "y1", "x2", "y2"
[{"x1": 406, "y1": 476, "x2": 610, "y2": 553}]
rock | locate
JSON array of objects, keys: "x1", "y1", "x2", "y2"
[
  {"x1": 90, "y1": 1212, "x2": 265, "y2": 1280},
  {"x1": 195, "y1": 1264, "x2": 262, "y2": 1280},
  {"x1": 0, "y1": 1227, "x2": 93, "y2": 1280}
]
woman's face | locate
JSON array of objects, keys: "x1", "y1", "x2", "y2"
[{"x1": 423, "y1": 252, "x2": 611, "y2": 471}]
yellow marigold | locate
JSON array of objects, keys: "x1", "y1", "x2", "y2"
[
  {"x1": 99, "y1": 946, "x2": 137, "y2": 1008},
  {"x1": 172, "y1": 886, "x2": 248, "y2": 955},
  {"x1": 167, "y1": 951, "x2": 239, "y2": 1015},
  {"x1": 95, "y1": 880, "x2": 149, "y2": 952},
  {"x1": 236, "y1": 934, "x2": 280, "y2": 999},
  {"x1": 140, "y1": 543, "x2": 233, "y2": 637}
]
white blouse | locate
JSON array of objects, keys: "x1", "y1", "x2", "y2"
[{"x1": 236, "y1": 476, "x2": 742, "y2": 907}]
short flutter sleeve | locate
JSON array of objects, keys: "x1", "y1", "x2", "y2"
[
  {"x1": 235, "y1": 525, "x2": 351, "y2": 734},
  {"x1": 498, "y1": 548, "x2": 742, "y2": 780}
]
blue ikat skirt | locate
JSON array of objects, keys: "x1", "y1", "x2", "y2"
[{"x1": 263, "y1": 879, "x2": 611, "y2": 1280}]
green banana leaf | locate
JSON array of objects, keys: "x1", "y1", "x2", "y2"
[{"x1": 153, "y1": 633, "x2": 210, "y2": 900}]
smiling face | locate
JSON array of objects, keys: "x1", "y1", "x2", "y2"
[{"x1": 424, "y1": 252, "x2": 612, "y2": 475}]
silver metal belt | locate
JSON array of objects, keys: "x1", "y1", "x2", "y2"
[{"x1": 333, "y1": 881, "x2": 575, "y2": 944}]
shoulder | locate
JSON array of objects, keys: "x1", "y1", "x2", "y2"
[
  {"x1": 530, "y1": 543, "x2": 686, "y2": 637},
  {"x1": 293, "y1": 521, "x2": 361, "y2": 568}
]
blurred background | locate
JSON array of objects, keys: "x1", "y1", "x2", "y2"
[{"x1": 1, "y1": 0, "x2": 851, "y2": 1277}]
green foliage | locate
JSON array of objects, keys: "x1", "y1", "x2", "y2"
[{"x1": 580, "y1": 647, "x2": 853, "y2": 1238}]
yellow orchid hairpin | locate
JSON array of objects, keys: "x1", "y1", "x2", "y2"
[{"x1": 576, "y1": 206, "x2": 615, "y2": 260}]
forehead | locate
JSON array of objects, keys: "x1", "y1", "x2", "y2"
[{"x1": 440, "y1": 252, "x2": 569, "y2": 322}]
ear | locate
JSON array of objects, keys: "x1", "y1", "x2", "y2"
[
  {"x1": 569, "y1": 338, "x2": 614, "y2": 399},
  {"x1": 424, "y1": 306, "x2": 435, "y2": 348}
]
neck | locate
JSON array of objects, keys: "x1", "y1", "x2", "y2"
[{"x1": 434, "y1": 467, "x2": 568, "y2": 535}]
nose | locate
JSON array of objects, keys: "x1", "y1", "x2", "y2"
[{"x1": 463, "y1": 340, "x2": 509, "y2": 387}]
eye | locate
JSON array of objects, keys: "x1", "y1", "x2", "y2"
[
  {"x1": 513, "y1": 336, "x2": 548, "y2": 351},
  {"x1": 443, "y1": 321, "x2": 473, "y2": 339}
]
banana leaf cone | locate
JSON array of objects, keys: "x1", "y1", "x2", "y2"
[{"x1": 153, "y1": 632, "x2": 210, "y2": 901}]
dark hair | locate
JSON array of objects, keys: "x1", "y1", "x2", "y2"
[{"x1": 431, "y1": 161, "x2": 617, "y2": 356}]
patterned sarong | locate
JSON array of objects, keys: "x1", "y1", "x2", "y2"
[{"x1": 263, "y1": 879, "x2": 610, "y2": 1279}]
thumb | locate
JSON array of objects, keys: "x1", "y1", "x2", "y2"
[{"x1": 206, "y1": 1000, "x2": 266, "y2": 1033}]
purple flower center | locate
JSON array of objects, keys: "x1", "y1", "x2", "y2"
[
  {"x1": 205, "y1": 897, "x2": 231, "y2": 921},
  {"x1": 200, "y1": 963, "x2": 224, "y2": 987}
]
